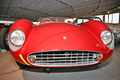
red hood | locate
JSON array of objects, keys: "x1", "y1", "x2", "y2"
[
  {"x1": 8, "y1": 20, "x2": 113, "y2": 66},
  {"x1": 20, "y1": 23, "x2": 109, "y2": 54}
]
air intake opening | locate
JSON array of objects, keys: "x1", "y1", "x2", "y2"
[{"x1": 28, "y1": 50, "x2": 102, "y2": 66}]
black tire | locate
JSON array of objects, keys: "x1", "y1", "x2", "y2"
[{"x1": 0, "y1": 28, "x2": 9, "y2": 51}]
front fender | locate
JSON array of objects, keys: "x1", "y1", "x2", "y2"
[{"x1": 8, "y1": 19, "x2": 33, "y2": 38}]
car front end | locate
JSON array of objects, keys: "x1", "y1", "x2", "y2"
[{"x1": 8, "y1": 19, "x2": 114, "y2": 67}]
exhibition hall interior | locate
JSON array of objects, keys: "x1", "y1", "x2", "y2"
[{"x1": 0, "y1": 0, "x2": 120, "y2": 80}]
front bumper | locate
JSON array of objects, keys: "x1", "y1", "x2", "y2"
[{"x1": 27, "y1": 50, "x2": 103, "y2": 67}]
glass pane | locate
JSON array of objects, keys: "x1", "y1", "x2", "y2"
[
  {"x1": 96, "y1": 15, "x2": 103, "y2": 21},
  {"x1": 105, "y1": 15, "x2": 108, "y2": 23},
  {"x1": 77, "y1": 19, "x2": 82, "y2": 24},
  {"x1": 65, "y1": 18, "x2": 76, "y2": 23},
  {"x1": 112, "y1": 13, "x2": 119, "y2": 24},
  {"x1": 84, "y1": 19, "x2": 89, "y2": 22},
  {"x1": 93, "y1": 18, "x2": 101, "y2": 21},
  {"x1": 109, "y1": 14, "x2": 112, "y2": 23}
]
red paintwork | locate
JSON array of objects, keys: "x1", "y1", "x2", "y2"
[
  {"x1": 8, "y1": 19, "x2": 113, "y2": 67},
  {"x1": 0, "y1": 24, "x2": 4, "y2": 30},
  {"x1": 55, "y1": 19, "x2": 62, "y2": 22},
  {"x1": 40, "y1": 20, "x2": 51, "y2": 24},
  {"x1": 67, "y1": 21, "x2": 72, "y2": 23}
]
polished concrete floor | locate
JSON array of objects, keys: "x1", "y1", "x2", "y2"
[{"x1": 0, "y1": 43, "x2": 120, "y2": 80}]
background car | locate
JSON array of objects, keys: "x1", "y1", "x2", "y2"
[
  {"x1": 0, "y1": 24, "x2": 4, "y2": 30},
  {"x1": 106, "y1": 24, "x2": 120, "y2": 43},
  {"x1": 0, "y1": 24, "x2": 12, "y2": 51}
]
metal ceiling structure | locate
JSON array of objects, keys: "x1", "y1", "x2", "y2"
[{"x1": 0, "y1": 0, "x2": 120, "y2": 21}]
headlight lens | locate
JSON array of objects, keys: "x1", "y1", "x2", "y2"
[
  {"x1": 101, "y1": 30, "x2": 112, "y2": 45},
  {"x1": 117, "y1": 33, "x2": 120, "y2": 38},
  {"x1": 9, "y1": 29, "x2": 25, "y2": 46}
]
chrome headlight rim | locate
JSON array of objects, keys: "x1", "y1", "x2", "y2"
[
  {"x1": 9, "y1": 29, "x2": 25, "y2": 46},
  {"x1": 101, "y1": 30, "x2": 113, "y2": 45}
]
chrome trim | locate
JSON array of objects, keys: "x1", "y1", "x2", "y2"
[{"x1": 27, "y1": 50, "x2": 103, "y2": 66}]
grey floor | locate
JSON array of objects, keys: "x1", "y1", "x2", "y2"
[{"x1": 0, "y1": 43, "x2": 120, "y2": 80}]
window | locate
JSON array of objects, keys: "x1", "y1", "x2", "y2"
[
  {"x1": 104, "y1": 13, "x2": 119, "y2": 23},
  {"x1": 77, "y1": 19, "x2": 89, "y2": 24},
  {"x1": 109, "y1": 14, "x2": 112, "y2": 23},
  {"x1": 84, "y1": 19, "x2": 89, "y2": 22},
  {"x1": 95, "y1": 15, "x2": 103, "y2": 21},
  {"x1": 77, "y1": 19, "x2": 82, "y2": 24},
  {"x1": 112, "y1": 13, "x2": 119, "y2": 23},
  {"x1": 105, "y1": 15, "x2": 108, "y2": 23},
  {"x1": 93, "y1": 18, "x2": 101, "y2": 21},
  {"x1": 65, "y1": 18, "x2": 76, "y2": 23}
]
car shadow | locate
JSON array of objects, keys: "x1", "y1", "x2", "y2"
[{"x1": 20, "y1": 56, "x2": 112, "y2": 73}]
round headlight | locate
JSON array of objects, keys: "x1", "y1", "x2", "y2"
[
  {"x1": 101, "y1": 30, "x2": 112, "y2": 45},
  {"x1": 9, "y1": 29, "x2": 25, "y2": 46},
  {"x1": 117, "y1": 33, "x2": 120, "y2": 38}
]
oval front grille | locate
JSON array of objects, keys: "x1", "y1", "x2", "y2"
[{"x1": 28, "y1": 51, "x2": 102, "y2": 67}]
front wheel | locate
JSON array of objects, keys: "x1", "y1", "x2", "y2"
[{"x1": 0, "y1": 28, "x2": 9, "y2": 51}]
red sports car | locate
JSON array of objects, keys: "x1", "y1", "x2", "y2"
[{"x1": 8, "y1": 19, "x2": 114, "y2": 68}]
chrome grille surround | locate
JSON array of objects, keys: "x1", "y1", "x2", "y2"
[{"x1": 27, "y1": 50, "x2": 103, "y2": 67}]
